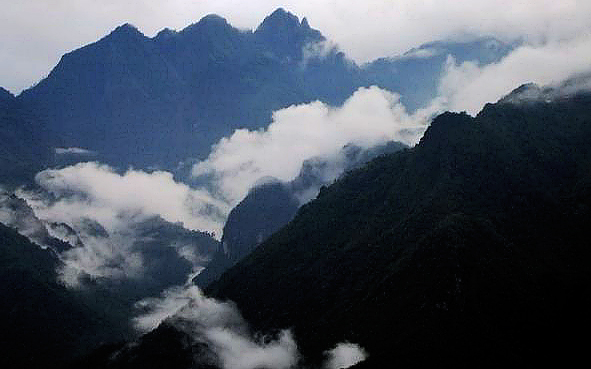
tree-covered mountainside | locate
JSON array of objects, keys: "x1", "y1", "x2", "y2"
[
  {"x1": 205, "y1": 87, "x2": 591, "y2": 367},
  {"x1": 0, "y1": 223, "x2": 131, "y2": 369}
]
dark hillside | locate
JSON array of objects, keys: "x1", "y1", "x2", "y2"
[{"x1": 208, "y1": 88, "x2": 591, "y2": 367}]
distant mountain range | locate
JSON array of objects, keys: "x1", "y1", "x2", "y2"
[{"x1": 2, "y1": 8, "x2": 513, "y2": 177}]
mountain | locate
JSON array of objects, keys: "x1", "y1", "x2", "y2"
[
  {"x1": 193, "y1": 181, "x2": 300, "y2": 288},
  {"x1": 72, "y1": 84, "x2": 591, "y2": 368},
  {"x1": 0, "y1": 191, "x2": 73, "y2": 252},
  {"x1": 12, "y1": 9, "x2": 512, "y2": 175},
  {"x1": 363, "y1": 37, "x2": 516, "y2": 110},
  {"x1": 194, "y1": 141, "x2": 407, "y2": 288},
  {"x1": 16, "y1": 9, "x2": 359, "y2": 171},
  {"x1": 204, "y1": 86, "x2": 591, "y2": 367}
]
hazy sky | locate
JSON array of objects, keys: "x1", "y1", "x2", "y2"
[{"x1": 1, "y1": 0, "x2": 590, "y2": 94}]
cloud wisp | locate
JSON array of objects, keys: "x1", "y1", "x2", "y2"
[{"x1": 134, "y1": 283, "x2": 367, "y2": 369}]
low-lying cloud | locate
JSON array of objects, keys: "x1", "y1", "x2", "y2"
[
  {"x1": 193, "y1": 86, "x2": 434, "y2": 204},
  {"x1": 33, "y1": 162, "x2": 229, "y2": 234},
  {"x1": 135, "y1": 284, "x2": 366, "y2": 369},
  {"x1": 438, "y1": 34, "x2": 591, "y2": 114},
  {"x1": 18, "y1": 162, "x2": 229, "y2": 286},
  {"x1": 137, "y1": 285, "x2": 300, "y2": 369}
]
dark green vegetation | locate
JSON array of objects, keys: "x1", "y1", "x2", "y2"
[
  {"x1": 205, "y1": 89, "x2": 591, "y2": 367},
  {"x1": 0, "y1": 223, "x2": 129, "y2": 369}
]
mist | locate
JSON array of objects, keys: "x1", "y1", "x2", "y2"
[
  {"x1": 438, "y1": 34, "x2": 591, "y2": 114},
  {"x1": 15, "y1": 162, "x2": 228, "y2": 287}
]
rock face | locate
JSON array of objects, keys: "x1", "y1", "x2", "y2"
[{"x1": 194, "y1": 181, "x2": 300, "y2": 288}]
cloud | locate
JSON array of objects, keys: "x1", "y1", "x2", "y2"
[
  {"x1": 18, "y1": 162, "x2": 229, "y2": 286},
  {"x1": 33, "y1": 162, "x2": 229, "y2": 234},
  {"x1": 437, "y1": 34, "x2": 591, "y2": 114},
  {"x1": 323, "y1": 342, "x2": 368, "y2": 369},
  {"x1": 300, "y1": 40, "x2": 340, "y2": 67},
  {"x1": 136, "y1": 283, "x2": 366, "y2": 369},
  {"x1": 193, "y1": 86, "x2": 433, "y2": 203},
  {"x1": 139, "y1": 285, "x2": 300, "y2": 369},
  {"x1": 54, "y1": 147, "x2": 97, "y2": 155}
]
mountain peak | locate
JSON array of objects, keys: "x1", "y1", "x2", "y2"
[
  {"x1": 181, "y1": 13, "x2": 233, "y2": 36},
  {"x1": 113, "y1": 23, "x2": 141, "y2": 34},
  {"x1": 301, "y1": 17, "x2": 310, "y2": 29},
  {"x1": 105, "y1": 23, "x2": 145, "y2": 42},
  {"x1": 154, "y1": 27, "x2": 177, "y2": 39},
  {"x1": 256, "y1": 8, "x2": 302, "y2": 33},
  {"x1": 255, "y1": 8, "x2": 324, "y2": 59}
]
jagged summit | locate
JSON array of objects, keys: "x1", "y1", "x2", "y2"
[
  {"x1": 256, "y1": 8, "x2": 300, "y2": 31},
  {"x1": 111, "y1": 23, "x2": 143, "y2": 36},
  {"x1": 102, "y1": 22, "x2": 146, "y2": 43},
  {"x1": 254, "y1": 8, "x2": 324, "y2": 59}
]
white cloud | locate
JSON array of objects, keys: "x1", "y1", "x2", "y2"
[
  {"x1": 206, "y1": 329, "x2": 298, "y2": 369},
  {"x1": 33, "y1": 162, "x2": 229, "y2": 234},
  {"x1": 18, "y1": 162, "x2": 229, "y2": 286},
  {"x1": 193, "y1": 86, "x2": 433, "y2": 203},
  {"x1": 323, "y1": 342, "x2": 368, "y2": 369},
  {"x1": 438, "y1": 34, "x2": 591, "y2": 114},
  {"x1": 149, "y1": 285, "x2": 300, "y2": 369}
]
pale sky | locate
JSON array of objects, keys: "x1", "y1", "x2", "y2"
[{"x1": 1, "y1": 0, "x2": 591, "y2": 94}]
